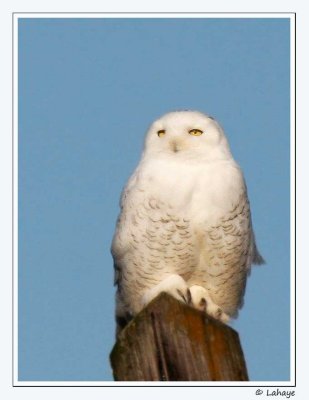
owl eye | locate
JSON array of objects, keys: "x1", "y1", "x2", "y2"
[
  {"x1": 188, "y1": 129, "x2": 203, "y2": 136},
  {"x1": 157, "y1": 129, "x2": 166, "y2": 138}
]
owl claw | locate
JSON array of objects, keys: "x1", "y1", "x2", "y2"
[
  {"x1": 177, "y1": 289, "x2": 188, "y2": 303},
  {"x1": 187, "y1": 288, "x2": 192, "y2": 304},
  {"x1": 181, "y1": 288, "x2": 192, "y2": 304},
  {"x1": 141, "y1": 274, "x2": 190, "y2": 308},
  {"x1": 189, "y1": 285, "x2": 229, "y2": 323},
  {"x1": 199, "y1": 297, "x2": 207, "y2": 312}
]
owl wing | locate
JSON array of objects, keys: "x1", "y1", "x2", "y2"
[
  {"x1": 111, "y1": 172, "x2": 139, "y2": 285},
  {"x1": 205, "y1": 190, "x2": 264, "y2": 317}
]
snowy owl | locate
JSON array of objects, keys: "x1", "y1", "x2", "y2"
[{"x1": 111, "y1": 110, "x2": 264, "y2": 334}]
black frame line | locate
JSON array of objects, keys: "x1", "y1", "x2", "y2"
[{"x1": 12, "y1": 11, "x2": 296, "y2": 388}]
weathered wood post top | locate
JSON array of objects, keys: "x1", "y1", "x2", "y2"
[{"x1": 110, "y1": 293, "x2": 249, "y2": 381}]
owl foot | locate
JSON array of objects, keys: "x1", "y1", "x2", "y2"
[
  {"x1": 189, "y1": 285, "x2": 229, "y2": 323},
  {"x1": 141, "y1": 274, "x2": 190, "y2": 308}
]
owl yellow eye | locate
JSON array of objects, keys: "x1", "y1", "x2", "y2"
[
  {"x1": 188, "y1": 129, "x2": 203, "y2": 136},
  {"x1": 157, "y1": 129, "x2": 166, "y2": 138}
]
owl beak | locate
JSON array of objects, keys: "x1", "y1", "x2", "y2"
[{"x1": 171, "y1": 140, "x2": 179, "y2": 153}]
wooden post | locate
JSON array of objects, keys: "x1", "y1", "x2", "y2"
[{"x1": 110, "y1": 293, "x2": 249, "y2": 381}]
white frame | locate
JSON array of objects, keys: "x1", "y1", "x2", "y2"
[{"x1": 12, "y1": 12, "x2": 296, "y2": 387}]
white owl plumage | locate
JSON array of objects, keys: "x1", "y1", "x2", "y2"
[{"x1": 111, "y1": 110, "x2": 264, "y2": 333}]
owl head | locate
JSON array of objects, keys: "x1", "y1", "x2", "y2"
[{"x1": 143, "y1": 110, "x2": 232, "y2": 162}]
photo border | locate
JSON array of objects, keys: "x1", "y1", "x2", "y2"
[{"x1": 12, "y1": 11, "x2": 296, "y2": 388}]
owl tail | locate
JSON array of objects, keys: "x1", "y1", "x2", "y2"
[
  {"x1": 252, "y1": 240, "x2": 265, "y2": 265},
  {"x1": 253, "y1": 249, "x2": 265, "y2": 265},
  {"x1": 251, "y1": 230, "x2": 265, "y2": 265}
]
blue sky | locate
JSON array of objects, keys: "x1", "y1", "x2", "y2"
[{"x1": 18, "y1": 17, "x2": 291, "y2": 381}]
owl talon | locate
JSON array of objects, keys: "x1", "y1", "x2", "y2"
[
  {"x1": 187, "y1": 288, "x2": 192, "y2": 304},
  {"x1": 177, "y1": 289, "x2": 187, "y2": 303},
  {"x1": 141, "y1": 274, "x2": 189, "y2": 308},
  {"x1": 189, "y1": 285, "x2": 229, "y2": 323},
  {"x1": 199, "y1": 297, "x2": 207, "y2": 312}
]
